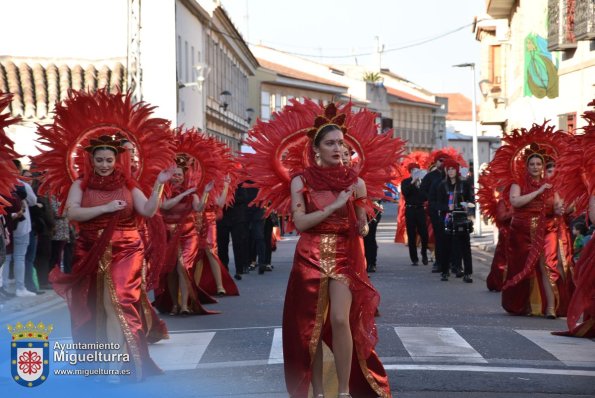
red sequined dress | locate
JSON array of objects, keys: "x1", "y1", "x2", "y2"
[
  {"x1": 196, "y1": 204, "x2": 239, "y2": 296},
  {"x1": 50, "y1": 172, "x2": 163, "y2": 379},
  {"x1": 502, "y1": 176, "x2": 574, "y2": 316},
  {"x1": 152, "y1": 191, "x2": 218, "y2": 314},
  {"x1": 282, "y1": 172, "x2": 391, "y2": 398}
]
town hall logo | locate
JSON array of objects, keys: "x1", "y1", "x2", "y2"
[{"x1": 7, "y1": 321, "x2": 53, "y2": 387}]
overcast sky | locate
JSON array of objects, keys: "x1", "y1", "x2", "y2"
[{"x1": 220, "y1": 0, "x2": 485, "y2": 100}]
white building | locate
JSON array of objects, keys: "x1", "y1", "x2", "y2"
[
  {"x1": 0, "y1": 0, "x2": 256, "y2": 158},
  {"x1": 474, "y1": 0, "x2": 595, "y2": 134}
]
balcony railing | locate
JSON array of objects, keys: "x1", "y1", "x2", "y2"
[{"x1": 574, "y1": 0, "x2": 595, "y2": 40}]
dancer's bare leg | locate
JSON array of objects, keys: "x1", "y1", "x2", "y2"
[
  {"x1": 177, "y1": 262, "x2": 189, "y2": 312},
  {"x1": 167, "y1": 270, "x2": 179, "y2": 314},
  {"x1": 539, "y1": 259, "x2": 556, "y2": 317},
  {"x1": 329, "y1": 280, "x2": 352, "y2": 395},
  {"x1": 311, "y1": 339, "x2": 324, "y2": 396},
  {"x1": 206, "y1": 250, "x2": 225, "y2": 294}
]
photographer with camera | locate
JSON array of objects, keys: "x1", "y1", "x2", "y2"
[{"x1": 436, "y1": 159, "x2": 474, "y2": 283}]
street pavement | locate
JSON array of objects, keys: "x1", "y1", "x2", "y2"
[{"x1": 1, "y1": 202, "x2": 594, "y2": 398}]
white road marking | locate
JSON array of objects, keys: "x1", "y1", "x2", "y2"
[
  {"x1": 516, "y1": 329, "x2": 595, "y2": 367},
  {"x1": 395, "y1": 327, "x2": 487, "y2": 363},
  {"x1": 268, "y1": 327, "x2": 284, "y2": 364},
  {"x1": 383, "y1": 364, "x2": 595, "y2": 377},
  {"x1": 149, "y1": 331, "x2": 215, "y2": 370}
]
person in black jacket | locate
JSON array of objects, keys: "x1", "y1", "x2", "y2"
[
  {"x1": 401, "y1": 162, "x2": 428, "y2": 266},
  {"x1": 436, "y1": 159, "x2": 474, "y2": 283},
  {"x1": 420, "y1": 152, "x2": 448, "y2": 273},
  {"x1": 217, "y1": 182, "x2": 250, "y2": 280}
]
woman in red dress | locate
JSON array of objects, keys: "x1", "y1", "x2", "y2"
[
  {"x1": 286, "y1": 124, "x2": 390, "y2": 397},
  {"x1": 196, "y1": 174, "x2": 240, "y2": 297},
  {"x1": 34, "y1": 90, "x2": 176, "y2": 381},
  {"x1": 243, "y1": 100, "x2": 402, "y2": 397},
  {"x1": 57, "y1": 139, "x2": 173, "y2": 378},
  {"x1": 155, "y1": 160, "x2": 219, "y2": 315},
  {"x1": 483, "y1": 122, "x2": 574, "y2": 318}
]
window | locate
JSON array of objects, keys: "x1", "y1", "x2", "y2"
[
  {"x1": 567, "y1": 112, "x2": 576, "y2": 133},
  {"x1": 177, "y1": 35, "x2": 182, "y2": 79},
  {"x1": 191, "y1": 46, "x2": 195, "y2": 81},
  {"x1": 261, "y1": 91, "x2": 271, "y2": 121},
  {"x1": 489, "y1": 45, "x2": 502, "y2": 85},
  {"x1": 184, "y1": 41, "x2": 189, "y2": 82}
]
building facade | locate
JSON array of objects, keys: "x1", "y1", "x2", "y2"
[
  {"x1": 0, "y1": 0, "x2": 257, "y2": 157},
  {"x1": 475, "y1": 0, "x2": 595, "y2": 134}
]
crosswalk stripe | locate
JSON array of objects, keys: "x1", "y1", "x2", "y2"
[
  {"x1": 515, "y1": 329, "x2": 595, "y2": 367},
  {"x1": 395, "y1": 327, "x2": 487, "y2": 363},
  {"x1": 268, "y1": 327, "x2": 284, "y2": 364},
  {"x1": 150, "y1": 331, "x2": 215, "y2": 370}
]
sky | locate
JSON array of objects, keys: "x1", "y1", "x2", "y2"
[{"x1": 220, "y1": 0, "x2": 486, "y2": 100}]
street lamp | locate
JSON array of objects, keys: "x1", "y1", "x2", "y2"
[
  {"x1": 453, "y1": 62, "x2": 481, "y2": 236},
  {"x1": 178, "y1": 62, "x2": 211, "y2": 91}
]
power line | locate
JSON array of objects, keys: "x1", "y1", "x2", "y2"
[{"x1": 247, "y1": 21, "x2": 479, "y2": 59}]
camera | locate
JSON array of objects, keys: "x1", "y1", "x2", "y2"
[{"x1": 445, "y1": 210, "x2": 473, "y2": 235}]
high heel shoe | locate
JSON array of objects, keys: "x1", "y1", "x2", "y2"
[
  {"x1": 216, "y1": 288, "x2": 226, "y2": 296},
  {"x1": 180, "y1": 307, "x2": 191, "y2": 316},
  {"x1": 546, "y1": 308, "x2": 556, "y2": 319},
  {"x1": 169, "y1": 305, "x2": 179, "y2": 316},
  {"x1": 337, "y1": 394, "x2": 352, "y2": 398}
]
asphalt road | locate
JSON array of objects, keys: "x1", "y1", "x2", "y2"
[{"x1": 1, "y1": 202, "x2": 594, "y2": 398}]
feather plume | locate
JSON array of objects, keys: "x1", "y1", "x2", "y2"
[
  {"x1": 0, "y1": 91, "x2": 21, "y2": 215},
  {"x1": 241, "y1": 98, "x2": 406, "y2": 217}
]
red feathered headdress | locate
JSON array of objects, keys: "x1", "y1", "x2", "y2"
[
  {"x1": 392, "y1": 151, "x2": 431, "y2": 185},
  {"x1": 32, "y1": 89, "x2": 175, "y2": 205},
  {"x1": 0, "y1": 91, "x2": 21, "y2": 215},
  {"x1": 170, "y1": 127, "x2": 237, "y2": 208},
  {"x1": 241, "y1": 98, "x2": 406, "y2": 217},
  {"x1": 430, "y1": 147, "x2": 468, "y2": 168},
  {"x1": 554, "y1": 100, "x2": 595, "y2": 215},
  {"x1": 486, "y1": 121, "x2": 566, "y2": 190}
]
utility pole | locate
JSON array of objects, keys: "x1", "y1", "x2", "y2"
[
  {"x1": 375, "y1": 36, "x2": 384, "y2": 72},
  {"x1": 127, "y1": 0, "x2": 142, "y2": 102},
  {"x1": 453, "y1": 62, "x2": 481, "y2": 236}
]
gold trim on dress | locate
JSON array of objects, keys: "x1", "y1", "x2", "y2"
[
  {"x1": 104, "y1": 255, "x2": 144, "y2": 380},
  {"x1": 358, "y1": 359, "x2": 390, "y2": 398}
]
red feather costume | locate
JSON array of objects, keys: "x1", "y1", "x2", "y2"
[
  {"x1": 553, "y1": 100, "x2": 595, "y2": 337},
  {"x1": 486, "y1": 122, "x2": 574, "y2": 317},
  {"x1": 477, "y1": 171, "x2": 512, "y2": 292},
  {"x1": 242, "y1": 99, "x2": 403, "y2": 398},
  {"x1": 0, "y1": 92, "x2": 21, "y2": 215},
  {"x1": 32, "y1": 89, "x2": 175, "y2": 380},
  {"x1": 153, "y1": 128, "x2": 238, "y2": 316}
]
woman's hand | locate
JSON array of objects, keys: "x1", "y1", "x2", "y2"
[
  {"x1": 183, "y1": 187, "x2": 197, "y2": 196},
  {"x1": 103, "y1": 199, "x2": 127, "y2": 213},
  {"x1": 204, "y1": 181, "x2": 215, "y2": 193},
  {"x1": 223, "y1": 174, "x2": 231, "y2": 184},
  {"x1": 539, "y1": 183, "x2": 552, "y2": 194},
  {"x1": 157, "y1": 165, "x2": 177, "y2": 184},
  {"x1": 332, "y1": 185, "x2": 355, "y2": 210}
]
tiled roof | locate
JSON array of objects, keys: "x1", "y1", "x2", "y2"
[
  {"x1": 386, "y1": 86, "x2": 438, "y2": 106},
  {"x1": 257, "y1": 58, "x2": 347, "y2": 90},
  {"x1": 436, "y1": 92, "x2": 477, "y2": 121},
  {"x1": 0, "y1": 60, "x2": 126, "y2": 121}
]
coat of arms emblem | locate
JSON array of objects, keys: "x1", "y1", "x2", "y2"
[{"x1": 7, "y1": 321, "x2": 53, "y2": 387}]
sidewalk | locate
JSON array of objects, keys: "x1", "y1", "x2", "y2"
[
  {"x1": 0, "y1": 284, "x2": 62, "y2": 322},
  {"x1": 470, "y1": 222, "x2": 497, "y2": 253}
]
